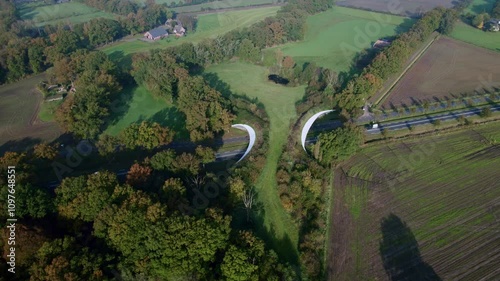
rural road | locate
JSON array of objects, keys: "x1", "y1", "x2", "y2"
[{"x1": 367, "y1": 104, "x2": 500, "y2": 134}]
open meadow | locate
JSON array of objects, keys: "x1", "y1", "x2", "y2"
[
  {"x1": 462, "y1": 0, "x2": 496, "y2": 15},
  {"x1": 103, "y1": 6, "x2": 279, "y2": 57},
  {"x1": 381, "y1": 36, "x2": 500, "y2": 109},
  {"x1": 267, "y1": 7, "x2": 414, "y2": 73},
  {"x1": 170, "y1": 0, "x2": 278, "y2": 13},
  {"x1": 450, "y1": 21, "x2": 500, "y2": 52},
  {"x1": 104, "y1": 86, "x2": 188, "y2": 139},
  {"x1": 327, "y1": 121, "x2": 500, "y2": 280},
  {"x1": 0, "y1": 74, "x2": 61, "y2": 152},
  {"x1": 206, "y1": 61, "x2": 306, "y2": 261},
  {"x1": 17, "y1": 1, "x2": 117, "y2": 26},
  {"x1": 336, "y1": 0, "x2": 454, "y2": 17}
]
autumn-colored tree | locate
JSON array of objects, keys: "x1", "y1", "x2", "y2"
[
  {"x1": 55, "y1": 172, "x2": 118, "y2": 222},
  {"x1": 120, "y1": 121, "x2": 174, "y2": 150},
  {"x1": 29, "y1": 236, "x2": 107, "y2": 281},
  {"x1": 33, "y1": 143, "x2": 58, "y2": 160},
  {"x1": 195, "y1": 146, "x2": 216, "y2": 164},
  {"x1": 126, "y1": 163, "x2": 152, "y2": 187}
]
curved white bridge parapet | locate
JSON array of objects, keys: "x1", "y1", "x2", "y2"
[
  {"x1": 301, "y1": 110, "x2": 335, "y2": 151},
  {"x1": 231, "y1": 124, "x2": 256, "y2": 163}
]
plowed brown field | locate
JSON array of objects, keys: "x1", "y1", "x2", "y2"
[
  {"x1": 326, "y1": 121, "x2": 500, "y2": 280},
  {"x1": 381, "y1": 37, "x2": 500, "y2": 109}
]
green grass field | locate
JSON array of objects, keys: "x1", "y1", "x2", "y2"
[
  {"x1": 18, "y1": 2, "x2": 117, "y2": 26},
  {"x1": 103, "y1": 6, "x2": 279, "y2": 57},
  {"x1": 462, "y1": 0, "x2": 496, "y2": 15},
  {"x1": 171, "y1": 0, "x2": 277, "y2": 13},
  {"x1": 104, "y1": 86, "x2": 188, "y2": 139},
  {"x1": 266, "y1": 6, "x2": 414, "y2": 73},
  {"x1": 329, "y1": 121, "x2": 500, "y2": 279},
  {"x1": 38, "y1": 100, "x2": 62, "y2": 122},
  {"x1": 451, "y1": 22, "x2": 500, "y2": 51},
  {"x1": 206, "y1": 61, "x2": 306, "y2": 260}
]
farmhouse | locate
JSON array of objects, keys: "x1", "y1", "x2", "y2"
[
  {"x1": 173, "y1": 25, "x2": 186, "y2": 36},
  {"x1": 486, "y1": 19, "x2": 500, "y2": 32},
  {"x1": 373, "y1": 39, "x2": 391, "y2": 49},
  {"x1": 144, "y1": 27, "x2": 168, "y2": 40}
]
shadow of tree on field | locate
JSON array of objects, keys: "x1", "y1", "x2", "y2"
[
  {"x1": 380, "y1": 213, "x2": 441, "y2": 281},
  {"x1": 0, "y1": 137, "x2": 42, "y2": 155}
]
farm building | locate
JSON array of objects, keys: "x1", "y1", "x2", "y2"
[
  {"x1": 144, "y1": 27, "x2": 169, "y2": 40},
  {"x1": 173, "y1": 25, "x2": 186, "y2": 36},
  {"x1": 486, "y1": 19, "x2": 500, "y2": 32},
  {"x1": 373, "y1": 39, "x2": 391, "y2": 49}
]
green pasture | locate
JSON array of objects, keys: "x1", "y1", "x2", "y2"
[
  {"x1": 266, "y1": 6, "x2": 414, "y2": 73},
  {"x1": 38, "y1": 100, "x2": 62, "y2": 122},
  {"x1": 102, "y1": 6, "x2": 279, "y2": 57},
  {"x1": 462, "y1": 0, "x2": 496, "y2": 15},
  {"x1": 451, "y1": 22, "x2": 500, "y2": 51},
  {"x1": 206, "y1": 61, "x2": 306, "y2": 261},
  {"x1": 171, "y1": 0, "x2": 277, "y2": 13},
  {"x1": 18, "y1": 2, "x2": 117, "y2": 26},
  {"x1": 104, "y1": 86, "x2": 187, "y2": 139}
]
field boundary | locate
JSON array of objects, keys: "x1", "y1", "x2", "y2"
[{"x1": 371, "y1": 32, "x2": 440, "y2": 107}]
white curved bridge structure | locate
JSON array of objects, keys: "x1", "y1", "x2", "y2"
[
  {"x1": 231, "y1": 124, "x2": 256, "y2": 163},
  {"x1": 301, "y1": 110, "x2": 335, "y2": 151}
]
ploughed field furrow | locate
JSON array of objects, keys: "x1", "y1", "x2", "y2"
[{"x1": 443, "y1": 235, "x2": 500, "y2": 280}]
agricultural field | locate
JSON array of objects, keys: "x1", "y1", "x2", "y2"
[
  {"x1": 336, "y1": 0, "x2": 454, "y2": 17},
  {"x1": 206, "y1": 61, "x2": 306, "y2": 260},
  {"x1": 267, "y1": 7, "x2": 414, "y2": 73},
  {"x1": 327, "y1": 121, "x2": 500, "y2": 280},
  {"x1": 171, "y1": 0, "x2": 278, "y2": 13},
  {"x1": 381, "y1": 36, "x2": 500, "y2": 109},
  {"x1": 17, "y1": 1, "x2": 117, "y2": 26},
  {"x1": 0, "y1": 74, "x2": 61, "y2": 152},
  {"x1": 450, "y1": 21, "x2": 500, "y2": 51},
  {"x1": 462, "y1": 0, "x2": 496, "y2": 15},
  {"x1": 103, "y1": 6, "x2": 279, "y2": 57}
]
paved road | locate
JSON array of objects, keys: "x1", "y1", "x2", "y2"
[{"x1": 367, "y1": 104, "x2": 500, "y2": 134}]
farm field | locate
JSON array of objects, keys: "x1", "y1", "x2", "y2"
[
  {"x1": 381, "y1": 36, "x2": 500, "y2": 109},
  {"x1": 463, "y1": 0, "x2": 496, "y2": 15},
  {"x1": 267, "y1": 7, "x2": 414, "y2": 73},
  {"x1": 17, "y1": 1, "x2": 117, "y2": 26},
  {"x1": 170, "y1": 0, "x2": 278, "y2": 13},
  {"x1": 450, "y1": 21, "x2": 500, "y2": 52},
  {"x1": 336, "y1": 0, "x2": 454, "y2": 17},
  {"x1": 327, "y1": 121, "x2": 500, "y2": 280},
  {"x1": 0, "y1": 74, "x2": 61, "y2": 152},
  {"x1": 102, "y1": 6, "x2": 279, "y2": 57},
  {"x1": 206, "y1": 61, "x2": 306, "y2": 261}
]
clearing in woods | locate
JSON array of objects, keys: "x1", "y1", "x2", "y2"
[
  {"x1": 0, "y1": 74, "x2": 61, "y2": 151},
  {"x1": 205, "y1": 61, "x2": 306, "y2": 262},
  {"x1": 266, "y1": 6, "x2": 414, "y2": 73},
  {"x1": 327, "y1": 121, "x2": 500, "y2": 280},
  {"x1": 380, "y1": 36, "x2": 500, "y2": 109}
]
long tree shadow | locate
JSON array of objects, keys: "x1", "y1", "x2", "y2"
[
  {"x1": 0, "y1": 137, "x2": 42, "y2": 155},
  {"x1": 380, "y1": 214, "x2": 441, "y2": 281}
]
